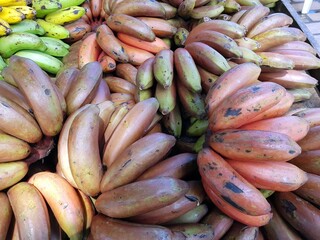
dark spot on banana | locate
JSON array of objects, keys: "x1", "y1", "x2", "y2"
[
  {"x1": 289, "y1": 150, "x2": 296, "y2": 154},
  {"x1": 73, "y1": 10, "x2": 79, "y2": 15},
  {"x1": 224, "y1": 182, "x2": 243, "y2": 193},
  {"x1": 1, "y1": 101, "x2": 10, "y2": 108},
  {"x1": 185, "y1": 194, "x2": 199, "y2": 202},
  {"x1": 224, "y1": 108, "x2": 242, "y2": 117},
  {"x1": 251, "y1": 86, "x2": 261, "y2": 93},
  {"x1": 221, "y1": 195, "x2": 246, "y2": 212},
  {"x1": 44, "y1": 88, "x2": 51, "y2": 95},
  {"x1": 281, "y1": 199, "x2": 297, "y2": 218}
]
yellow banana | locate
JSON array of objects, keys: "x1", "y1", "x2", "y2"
[
  {"x1": 0, "y1": 0, "x2": 30, "y2": 6},
  {"x1": 0, "y1": 7, "x2": 25, "y2": 24},
  {"x1": 7, "y1": 182, "x2": 51, "y2": 240},
  {"x1": 28, "y1": 172, "x2": 85, "y2": 240},
  {"x1": 0, "y1": 192, "x2": 12, "y2": 240},
  {"x1": 0, "y1": 161, "x2": 28, "y2": 191},
  {"x1": 0, "y1": 18, "x2": 11, "y2": 37},
  {"x1": 45, "y1": 6, "x2": 86, "y2": 25},
  {"x1": 9, "y1": 6, "x2": 36, "y2": 20},
  {"x1": 36, "y1": 19, "x2": 70, "y2": 39}
]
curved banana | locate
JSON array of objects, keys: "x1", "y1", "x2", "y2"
[
  {"x1": 28, "y1": 172, "x2": 85, "y2": 240},
  {"x1": 236, "y1": 5, "x2": 270, "y2": 32},
  {"x1": 64, "y1": 18, "x2": 92, "y2": 43},
  {"x1": 0, "y1": 132, "x2": 31, "y2": 162},
  {"x1": 0, "y1": 32, "x2": 47, "y2": 58},
  {"x1": 45, "y1": 6, "x2": 86, "y2": 25},
  {"x1": 7, "y1": 182, "x2": 51, "y2": 239},
  {"x1": 137, "y1": 17, "x2": 177, "y2": 38},
  {"x1": 36, "y1": 19, "x2": 70, "y2": 39},
  {"x1": 155, "y1": 80, "x2": 177, "y2": 115},
  {"x1": 136, "y1": 57, "x2": 155, "y2": 90},
  {"x1": 0, "y1": 18, "x2": 11, "y2": 37},
  {"x1": 14, "y1": 50, "x2": 64, "y2": 74},
  {"x1": 78, "y1": 33, "x2": 101, "y2": 68},
  {"x1": 115, "y1": 63, "x2": 138, "y2": 85},
  {"x1": 0, "y1": 7, "x2": 25, "y2": 24},
  {"x1": 7, "y1": 55, "x2": 64, "y2": 136},
  {"x1": 10, "y1": 19, "x2": 45, "y2": 35},
  {"x1": 153, "y1": 49, "x2": 174, "y2": 88},
  {"x1": 0, "y1": 161, "x2": 28, "y2": 191},
  {"x1": 68, "y1": 104, "x2": 103, "y2": 197},
  {"x1": 32, "y1": 0, "x2": 62, "y2": 18},
  {"x1": 9, "y1": 6, "x2": 37, "y2": 20}
]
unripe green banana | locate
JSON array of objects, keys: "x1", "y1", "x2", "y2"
[
  {"x1": 58, "y1": 0, "x2": 86, "y2": 8},
  {"x1": 36, "y1": 19, "x2": 70, "y2": 39},
  {"x1": 32, "y1": 0, "x2": 62, "y2": 18},
  {"x1": 162, "y1": 104, "x2": 182, "y2": 138},
  {"x1": 14, "y1": 50, "x2": 64, "y2": 74},
  {"x1": 10, "y1": 19, "x2": 46, "y2": 35},
  {"x1": 0, "y1": 32, "x2": 47, "y2": 58},
  {"x1": 135, "y1": 89, "x2": 153, "y2": 102},
  {"x1": 40, "y1": 37, "x2": 70, "y2": 57},
  {"x1": 153, "y1": 49, "x2": 174, "y2": 89},
  {"x1": 186, "y1": 119, "x2": 209, "y2": 137},
  {"x1": 0, "y1": 56, "x2": 7, "y2": 71},
  {"x1": 193, "y1": 134, "x2": 206, "y2": 153},
  {"x1": 45, "y1": 6, "x2": 86, "y2": 25},
  {"x1": 136, "y1": 57, "x2": 155, "y2": 90},
  {"x1": 155, "y1": 81, "x2": 176, "y2": 115},
  {"x1": 174, "y1": 27, "x2": 189, "y2": 47}
]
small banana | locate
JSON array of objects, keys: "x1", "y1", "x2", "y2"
[
  {"x1": 45, "y1": 6, "x2": 86, "y2": 25},
  {"x1": 153, "y1": 49, "x2": 174, "y2": 89},
  {"x1": 36, "y1": 19, "x2": 70, "y2": 39},
  {"x1": 0, "y1": 7, "x2": 25, "y2": 24},
  {"x1": 0, "y1": 32, "x2": 47, "y2": 58},
  {"x1": 9, "y1": 6, "x2": 37, "y2": 20},
  {"x1": 14, "y1": 50, "x2": 64, "y2": 74},
  {"x1": 155, "y1": 81, "x2": 176, "y2": 115},
  {"x1": 40, "y1": 36, "x2": 70, "y2": 57},
  {"x1": 32, "y1": 0, "x2": 62, "y2": 18},
  {"x1": 0, "y1": 18, "x2": 11, "y2": 37},
  {"x1": 10, "y1": 19, "x2": 45, "y2": 35}
]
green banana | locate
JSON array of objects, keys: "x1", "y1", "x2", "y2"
[
  {"x1": 135, "y1": 89, "x2": 153, "y2": 102},
  {"x1": 136, "y1": 57, "x2": 155, "y2": 90},
  {"x1": 10, "y1": 19, "x2": 45, "y2": 35},
  {"x1": 32, "y1": 0, "x2": 62, "y2": 18},
  {"x1": 58, "y1": 0, "x2": 86, "y2": 8},
  {"x1": 14, "y1": 50, "x2": 64, "y2": 74},
  {"x1": 162, "y1": 104, "x2": 182, "y2": 138},
  {"x1": 173, "y1": 27, "x2": 189, "y2": 47},
  {"x1": 186, "y1": 119, "x2": 208, "y2": 137},
  {"x1": 0, "y1": 56, "x2": 7, "y2": 71},
  {"x1": 153, "y1": 49, "x2": 174, "y2": 89},
  {"x1": 155, "y1": 81, "x2": 176, "y2": 115},
  {"x1": 193, "y1": 134, "x2": 206, "y2": 153},
  {"x1": 260, "y1": 189, "x2": 275, "y2": 198},
  {"x1": 0, "y1": 32, "x2": 47, "y2": 58},
  {"x1": 40, "y1": 37, "x2": 70, "y2": 57},
  {"x1": 36, "y1": 19, "x2": 70, "y2": 39},
  {"x1": 45, "y1": 6, "x2": 86, "y2": 25}
]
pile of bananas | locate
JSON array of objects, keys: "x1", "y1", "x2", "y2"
[{"x1": 1, "y1": 0, "x2": 320, "y2": 239}]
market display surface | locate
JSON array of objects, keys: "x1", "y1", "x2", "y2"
[{"x1": 1, "y1": 0, "x2": 320, "y2": 239}]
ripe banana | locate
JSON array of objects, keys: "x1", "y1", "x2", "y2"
[
  {"x1": 36, "y1": 19, "x2": 70, "y2": 39},
  {"x1": 58, "y1": 0, "x2": 86, "y2": 8},
  {"x1": 64, "y1": 18, "x2": 91, "y2": 43},
  {"x1": 0, "y1": 192, "x2": 12, "y2": 240},
  {"x1": 236, "y1": 5, "x2": 270, "y2": 32},
  {"x1": 137, "y1": 17, "x2": 178, "y2": 38},
  {"x1": 14, "y1": 50, "x2": 64, "y2": 74},
  {"x1": 10, "y1": 19, "x2": 45, "y2": 35},
  {"x1": 177, "y1": 0, "x2": 196, "y2": 19},
  {"x1": 0, "y1": 161, "x2": 28, "y2": 191},
  {"x1": 233, "y1": 46, "x2": 263, "y2": 65},
  {"x1": 45, "y1": 6, "x2": 86, "y2": 25},
  {"x1": 257, "y1": 51, "x2": 295, "y2": 70},
  {"x1": 32, "y1": 0, "x2": 62, "y2": 18},
  {"x1": 40, "y1": 36, "x2": 70, "y2": 57},
  {"x1": 0, "y1": 32, "x2": 47, "y2": 58},
  {"x1": 68, "y1": 104, "x2": 103, "y2": 197},
  {"x1": 103, "y1": 97, "x2": 159, "y2": 167},
  {"x1": 268, "y1": 40, "x2": 317, "y2": 55},
  {"x1": 28, "y1": 172, "x2": 85, "y2": 240},
  {"x1": 234, "y1": 37, "x2": 261, "y2": 51},
  {"x1": 0, "y1": 18, "x2": 11, "y2": 37},
  {"x1": 7, "y1": 182, "x2": 51, "y2": 239},
  {"x1": 9, "y1": 6, "x2": 36, "y2": 20},
  {"x1": 153, "y1": 49, "x2": 174, "y2": 88},
  {"x1": 0, "y1": 7, "x2": 25, "y2": 24},
  {"x1": 190, "y1": 5, "x2": 225, "y2": 19},
  {"x1": 0, "y1": 0, "x2": 30, "y2": 6},
  {"x1": 7, "y1": 55, "x2": 64, "y2": 136}
]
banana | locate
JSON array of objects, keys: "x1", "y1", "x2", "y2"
[
  {"x1": 0, "y1": 18, "x2": 11, "y2": 37},
  {"x1": 103, "y1": 97, "x2": 159, "y2": 167},
  {"x1": 68, "y1": 104, "x2": 103, "y2": 197},
  {"x1": 136, "y1": 17, "x2": 177, "y2": 38},
  {"x1": 0, "y1": 192, "x2": 12, "y2": 240},
  {"x1": 230, "y1": 8, "x2": 247, "y2": 22},
  {"x1": 257, "y1": 51, "x2": 295, "y2": 70},
  {"x1": 9, "y1": 6, "x2": 36, "y2": 20},
  {"x1": 14, "y1": 50, "x2": 64, "y2": 74},
  {"x1": 153, "y1": 49, "x2": 174, "y2": 88},
  {"x1": 190, "y1": 5, "x2": 224, "y2": 19},
  {"x1": 55, "y1": 67, "x2": 79, "y2": 97},
  {"x1": 45, "y1": 6, "x2": 86, "y2": 25},
  {"x1": 174, "y1": 48, "x2": 202, "y2": 93},
  {"x1": 185, "y1": 30, "x2": 242, "y2": 58},
  {"x1": 223, "y1": 0, "x2": 241, "y2": 13},
  {"x1": 0, "y1": 7, "x2": 25, "y2": 24},
  {"x1": 78, "y1": 33, "x2": 101, "y2": 68},
  {"x1": 155, "y1": 80, "x2": 177, "y2": 115},
  {"x1": 186, "y1": 118, "x2": 208, "y2": 137},
  {"x1": 0, "y1": 132, "x2": 31, "y2": 162},
  {"x1": 7, "y1": 182, "x2": 51, "y2": 239},
  {"x1": 234, "y1": 37, "x2": 261, "y2": 51},
  {"x1": 0, "y1": 95, "x2": 42, "y2": 143},
  {"x1": 232, "y1": 46, "x2": 263, "y2": 65},
  {"x1": 0, "y1": 0, "x2": 31, "y2": 6},
  {"x1": 136, "y1": 57, "x2": 155, "y2": 90},
  {"x1": 36, "y1": 19, "x2": 70, "y2": 39},
  {"x1": 91, "y1": 80, "x2": 112, "y2": 105},
  {"x1": 177, "y1": 0, "x2": 196, "y2": 19},
  {"x1": 58, "y1": 105, "x2": 90, "y2": 188},
  {"x1": 246, "y1": 12, "x2": 293, "y2": 38},
  {"x1": 39, "y1": 36, "x2": 70, "y2": 57},
  {"x1": 0, "y1": 32, "x2": 47, "y2": 58},
  {"x1": 236, "y1": 5, "x2": 270, "y2": 32},
  {"x1": 288, "y1": 88, "x2": 312, "y2": 103},
  {"x1": 66, "y1": 61, "x2": 102, "y2": 115},
  {"x1": 28, "y1": 172, "x2": 85, "y2": 240},
  {"x1": 106, "y1": 14, "x2": 156, "y2": 42},
  {"x1": 32, "y1": 0, "x2": 62, "y2": 18},
  {"x1": 10, "y1": 19, "x2": 45, "y2": 35},
  {"x1": 252, "y1": 27, "x2": 307, "y2": 51},
  {"x1": 197, "y1": 65, "x2": 219, "y2": 93},
  {"x1": 96, "y1": 100, "x2": 115, "y2": 142},
  {"x1": 184, "y1": 42, "x2": 231, "y2": 75},
  {"x1": 177, "y1": 83, "x2": 206, "y2": 119},
  {"x1": 58, "y1": 0, "x2": 86, "y2": 8},
  {"x1": 173, "y1": 27, "x2": 189, "y2": 47},
  {"x1": 104, "y1": 76, "x2": 136, "y2": 96},
  {"x1": 7, "y1": 55, "x2": 64, "y2": 136},
  {"x1": 100, "y1": 132, "x2": 176, "y2": 192},
  {"x1": 115, "y1": 63, "x2": 138, "y2": 85},
  {"x1": 95, "y1": 24, "x2": 129, "y2": 63},
  {"x1": 134, "y1": 89, "x2": 153, "y2": 102},
  {"x1": 0, "y1": 161, "x2": 28, "y2": 191},
  {"x1": 268, "y1": 40, "x2": 317, "y2": 55},
  {"x1": 63, "y1": 18, "x2": 91, "y2": 43},
  {"x1": 112, "y1": 0, "x2": 166, "y2": 18},
  {"x1": 0, "y1": 55, "x2": 7, "y2": 72}
]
